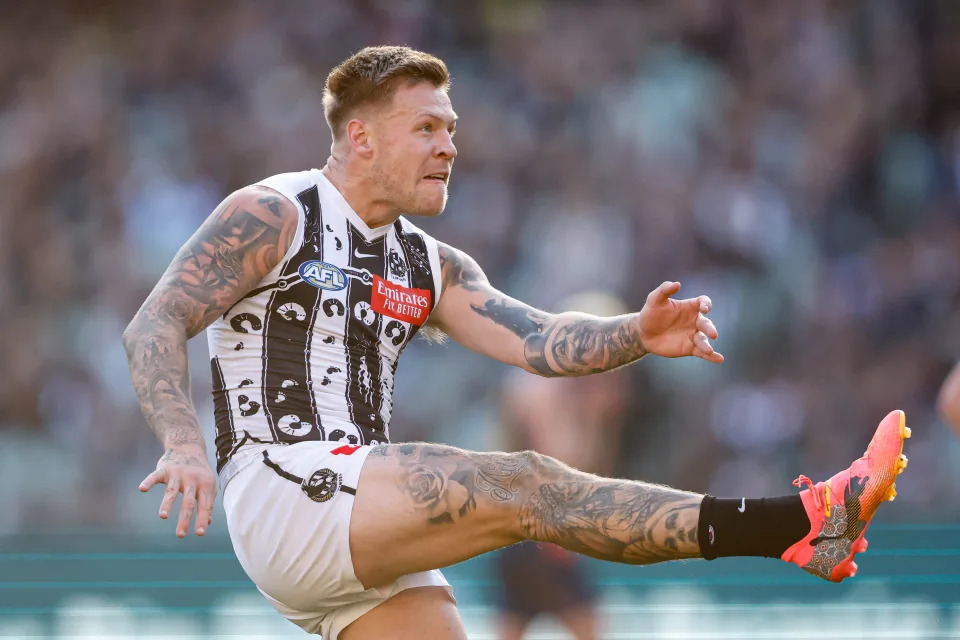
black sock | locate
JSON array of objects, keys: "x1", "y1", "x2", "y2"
[{"x1": 697, "y1": 495, "x2": 809, "y2": 560}]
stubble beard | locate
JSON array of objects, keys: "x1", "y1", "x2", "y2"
[
  {"x1": 395, "y1": 179, "x2": 448, "y2": 218},
  {"x1": 371, "y1": 157, "x2": 448, "y2": 217}
]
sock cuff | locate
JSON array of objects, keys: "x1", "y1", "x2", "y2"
[
  {"x1": 696, "y1": 494, "x2": 809, "y2": 561},
  {"x1": 697, "y1": 494, "x2": 718, "y2": 560}
]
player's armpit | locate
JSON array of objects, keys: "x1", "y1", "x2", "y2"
[{"x1": 430, "y1": 243, "x2": 647, "y2": 377}]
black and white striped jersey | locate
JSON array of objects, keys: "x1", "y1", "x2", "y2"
[{"x1": 207, "y1": 169, "x2": 443, "y2": 474}]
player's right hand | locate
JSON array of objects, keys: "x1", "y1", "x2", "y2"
[
  {"x1": 139, "y1": 445, "x2": 218, "y2": 538},
  {"x1": 636, "y1": 281, "x2": 724, "y2": 363}
]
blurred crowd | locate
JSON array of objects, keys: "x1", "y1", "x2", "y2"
[{"x1": 1, "y1": 0, "x2": 959, "y2": 532}]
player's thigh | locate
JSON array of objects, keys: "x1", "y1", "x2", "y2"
[
  {"x1": 350, "y1": 442, "x2": 544, "y2": 588},
  {"x1": 339, "y1": 586, "x2": 466, "y2": 640}
]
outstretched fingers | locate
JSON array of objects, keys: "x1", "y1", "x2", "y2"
[
  {"x1": 196, "y1": 486, "x2": 215, "y2": 536},
  {"x1": 696, "y1": 310, "x2": 718, "y2": 339},
  {"x1": 687, "y1": 295, "x2": 722, "y2": 362},
  {"x1": 693, "y1": 330, "x2": 724, "y2": 363},
  {"x1": 152, "y1": 474, "x2": 180, "y2": 520},
  {"x1": 139, "y1": 468, "x2": 166, "y2": 493},
  {"x1": 649, "y1": 281, "x2": 682, "y2": 305},
  {"x1": 697, "y1": 295, "x2": 712, "y2": 315},
  {"x1": 140, "y1": 449, "x2": 217, "y2": 537},
  {"x1": 177, "y1": 484, "x2": 197, "y2": 538}
]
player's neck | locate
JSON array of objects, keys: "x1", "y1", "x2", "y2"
[{"x1": 321, "y1": 163, "x2": 400, "y2": 230}]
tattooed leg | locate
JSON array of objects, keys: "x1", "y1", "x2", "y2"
[
  {"x1": 349, "y1": 443, "x2": 701, "y2": 588},
  {"x1": 518, "y1": 474, "x2": 702, "y2": 564}
]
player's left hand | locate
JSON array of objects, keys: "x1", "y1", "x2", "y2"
[{"x1": 636, "y1": 281, "x2": 723, "y2": 363}]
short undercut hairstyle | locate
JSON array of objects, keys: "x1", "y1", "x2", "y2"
[{"x1": 323, "y1": 46, "x2": 451, "y2": 139}]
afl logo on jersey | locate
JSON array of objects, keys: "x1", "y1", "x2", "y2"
[{"x1": 299, "y1": 260, "x2": 347, "y2": 291}]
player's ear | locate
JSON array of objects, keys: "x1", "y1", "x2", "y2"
[{"x1": 345, "y1": 119, "x2": 374, "y2": 158}]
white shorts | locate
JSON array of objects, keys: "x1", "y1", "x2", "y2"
[{"x1": 222, "y1": 441, "x2": 451, "y2": 639}]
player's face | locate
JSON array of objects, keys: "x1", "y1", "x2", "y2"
[{"x1": 370, "y1": 82, "x2": 457, "y2": 217}]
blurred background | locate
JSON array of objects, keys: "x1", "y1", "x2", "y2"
[{"x1": 1, "y1": 0, "x2": 959, "y2": 637}]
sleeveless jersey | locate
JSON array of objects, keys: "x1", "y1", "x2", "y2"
[{"x1": 207, "y1": 169, "x2": 443, "y2": 474}]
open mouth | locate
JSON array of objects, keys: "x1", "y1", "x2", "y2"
[{"x1": 424, "y1": 172, "x2": 449, "y2": 184}]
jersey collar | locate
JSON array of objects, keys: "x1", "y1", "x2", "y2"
[{"x1": 313, "y1": 169, "x2": 392, "y2": 243}]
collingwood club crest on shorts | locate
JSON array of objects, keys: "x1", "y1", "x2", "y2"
[
  {"x1": 207, "y1": 169, "x2": 443, "y2": 473},
  {"x1": 303, "y1": 468, "x2": 342, "y2": 503},
  {"x1": 260, "y1": 450, "x2": 357, "y2": 503}
]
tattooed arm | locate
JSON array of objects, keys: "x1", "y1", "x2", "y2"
[
  {"x1": 122, "y1": 185, "x2": 298, "y2": 536},
  {"x1": 429, "y1": 243, "x2": 723, "y2": 377}
]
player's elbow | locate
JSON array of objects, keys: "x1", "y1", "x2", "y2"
[
  {"x1": 121, "y1": 314, "x2": 165, "y2": 354},
  {"x1": 121, "y1": 320, "x2": 142, "y2": 355}
]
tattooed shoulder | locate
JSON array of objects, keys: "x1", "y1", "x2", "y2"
[
  {"x1": 153, "y1": 186, "x2": 299, "y2": 336},
  {"x1": 235, "y1": 186, "x2": 300, "y2": 237},
  {"x1": 255, "y1": 191, "x2": 286, "y2": 217},
  {"x1": 438, "y1": 243, "x2": 487, "y2": 293}
]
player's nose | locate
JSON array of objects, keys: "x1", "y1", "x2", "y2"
[{"x1": 436, "y1": 132, "x2": 457, "y2": 159}]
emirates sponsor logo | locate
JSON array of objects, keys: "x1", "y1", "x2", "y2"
[{"x1": 371, "y1": 275, "x2": 431, "y2": 325}]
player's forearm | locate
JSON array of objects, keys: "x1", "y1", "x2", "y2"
[
  {"x1": 436, "y1": 243, "x2": 647, "y2": 376},
  {"x1": 521, "y1": 311, "x2": 647, "y2": 377},
  {"x1": 468, "y1": 297, "x2": 647, "y2": 377},
  {"x1": 123, "y1": 313, "x2": 206, "y2": 451}
]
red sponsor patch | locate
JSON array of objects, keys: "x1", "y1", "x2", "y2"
[
  {"x1": 331, "y1": 444, "x2": 362, "y2": 455},
  {"x1": 371, "y1": 275, "x2": 432, "y2": 326}
]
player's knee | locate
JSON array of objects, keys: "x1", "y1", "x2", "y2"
[
  {"x1": 512, "y1": 449, "x2": 567, "y2": 497},
  {"x1": 506, "y1": 450, "x2": 581, "y2": 540},
  {"x1": 514, "y1": 448, "x2": 547, "y2": 469}
]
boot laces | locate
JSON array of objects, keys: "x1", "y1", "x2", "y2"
[{"x1": 793, "y1": 474, "x2": 832, "y2": 516}]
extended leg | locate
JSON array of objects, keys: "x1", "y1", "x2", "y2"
[
  {"x1": 350, "y1": 443, "x2": 703, "y2": 589},
  {"x1": 349, "y1": 410, "x2": 908, "y2": 590}
]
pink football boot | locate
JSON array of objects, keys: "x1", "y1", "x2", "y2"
[{"x1": 781, "y1": 410, "x2": 910, "y2": 582}]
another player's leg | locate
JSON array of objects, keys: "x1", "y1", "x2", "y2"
[
  {"x1": 495, "y1": 542, "x2": 537, "y2": 640},
  {"x1": 498, "y1": 613, "x2": 530, "y2": 640},
  {"x1": 495, "y1": 541, "x2": 599, "y2": 640},
  {"x1": 557, "y1": 606, "x2": 600, "y2": 640}
]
